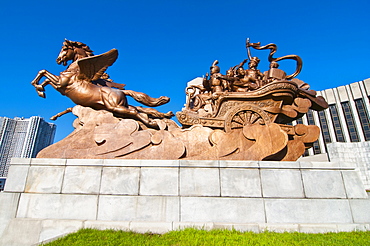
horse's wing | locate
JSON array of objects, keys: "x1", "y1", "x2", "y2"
[{"x1": 77, "y1": 49, "x2": 118, "y2": 81}]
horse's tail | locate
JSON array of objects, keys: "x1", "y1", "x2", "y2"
[{"x1": 122, "y1": 90, "x2": 170, "y2": 107}]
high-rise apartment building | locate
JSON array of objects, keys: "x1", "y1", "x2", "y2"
[{"x1": 0, "y1": 116, "x2": 56, "y2": 180}]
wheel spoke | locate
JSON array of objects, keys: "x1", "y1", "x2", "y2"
[
  {"x1": 233, "y1": 114, "x2": 244, "y2": 125},
  {"x1": 249, "y1": 113, "x2": 260, "y2": 124},
  {"x1": 245, "y1": 111, "x2": 252, "y2": 124},
  {"x1": 231, "y1": 121, "x2": 243, "y2": 129}
]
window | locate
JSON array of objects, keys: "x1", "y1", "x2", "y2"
[
  {"x1": 354, "y1": 99, "x2": 370, "y2": 141},
  {"x1": 318, "y1": 111, "x2": 331, "y2": 143},
  {"x1": 341, "y1": 102, "x2": 359, "y2": 142},
  {"x1": 329, "y1": 104, "x2": 345, "y2": 142},
  {"x1": 306, "y1": 110, "x2": 321, "y2": 154}
]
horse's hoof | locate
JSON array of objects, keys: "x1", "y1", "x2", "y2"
[
  {"x1": 36, "y1": 85, "x2": 45, "y2": 91},
  {"x1": 37, "y1": 91, "x2": 46, "y2": 98}
]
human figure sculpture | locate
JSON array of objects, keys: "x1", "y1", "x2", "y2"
[
  {"x1": 242, "y1": 57, "x2": 264, "y2": 89},
  {"x1": 203, "y1": 60, "x2": 224, "y2": 94},
  {"x1": 31, "y1": 39, "x2": 173, "y2": 128},
  {"x1": 223, "y1": 58, "x2": 262, "y2": 92}
]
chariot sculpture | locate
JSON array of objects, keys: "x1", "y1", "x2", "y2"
[{"x1": 32, "y1": 39, "x2": 328, "y2": 161}]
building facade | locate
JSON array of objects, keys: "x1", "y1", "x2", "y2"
[
  {"x1": 0, "y1": 116, "x2": 56, "y2": 183},
  {"x1": 294, "y1": 78, "x2": 370, "y2": 156}
]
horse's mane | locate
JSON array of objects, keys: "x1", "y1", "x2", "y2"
[{"x1": 63, "y1": 40, "x2": 94, "y2": 57}]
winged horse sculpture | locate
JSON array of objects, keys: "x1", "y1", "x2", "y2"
[{"x1": 31, "y1": 39, "x2": 173, "y2": 128}]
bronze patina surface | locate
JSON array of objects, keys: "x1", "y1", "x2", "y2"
[{"x1": 35, "y1": 39, "x2": 328, "y2": 161}]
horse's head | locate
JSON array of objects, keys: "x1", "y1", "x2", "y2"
[
  {"x1": 56, "y1": 41, "x2": 74, "y2": 66},
  {"x1": 56, "y1": 39, "x2": 94, "y2": 66}
]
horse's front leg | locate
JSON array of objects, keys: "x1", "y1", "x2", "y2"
[{"x1": 31, "y1": 69, "x2": 59, "y2": 98}]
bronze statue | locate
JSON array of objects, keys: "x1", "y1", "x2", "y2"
[
  {"x1": 35, "y1": 38, "x2": 329, "y2": 162},
  {"x1": 176, "y1": 38, "x2": 328, "y2": 160},
  {"x1": 31, "y1": 39, "x2": 173, "y2": 128}
]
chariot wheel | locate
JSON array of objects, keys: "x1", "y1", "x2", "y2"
[{"x1": 224, "y1": 104, "x2": 271, "y2": 132}]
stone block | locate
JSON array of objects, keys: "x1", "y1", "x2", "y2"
[
  {"x1": 180, "y1": 168, "x2": 220, "y2": 196},
  {"x1": 100, "y1": 167, "x2": 140, "y2": 195},
  {"x1": 265, "y1": 199, "x2": 352, "y2": 224},
  {"x1": 4, "y1": 165, "x2": 29, "y2": 192},
  {"x1": 336, "y1": 223, "x2": 370, "y2": 232},
  {"x1": 9, "y1": 157, "x2": 31, "y2": 165},
  {"x1": 299, "y1": 224, "x2": 338, "y2": 233},
  {"x1": 181, "y1": 197, "x2": 265, "y2": 223},
  {"x1": 299, "y1": 161, "x2": 342, "y2": 169},
  {"x1": 213, "y1": 223, "x2": 260, "y2": 232},
  {"x1": 219, "y1": 160, "x2": 259, "y2": 168},
  {"x1": 301, "y1": 170, "x2": 346, "y2": 198},
  {"x1": 0, "y1": 193, "x2": 20, "y2": 238},
  {"x1": 260, "y1": 169, "x2": 304, "y2": 198},
  {"x1": 0, "y1": 218, "x2": 42, "y2": 246},
  {"x1": 259, "y1": 161, "x2": 299, "y2": 169},
  {"x1": 103, "y1": 159, "x2": 142, "y2": 167},
  {"x1": 173, "y1": 222, "x2": 215, "y2": 230},
  {"x1": 30, "y1": 158, "x2": 66, "y2": 166},
  {"x1": 140, "y1": 167, "x2": 179, "y2": 195},
  {"x1": 25, "y1": 166, "x2": 64, "y2": 193},
  {"x1": 220, "y1": 168, "x2": 261, "y2": 197},
  {"x1": 62, "y1": 166, "x2": 102, "y2": 194},
  {"x1": 260, "y1": 223, "x2": 299, "y2": 232},
  {"x1": 342, "y1": 171, "x2": 368, "y2": 199},
  {"x1": 17, "y1": 193, "x2": 98, "y2": 220},
  {"x1": 350, "y1": 199, "x2": 370, "y2": 223},
  {"x1": 39, "y1": 219, "x2": 84, "y2": 243},
  {"x1": 84, "y1": 220, "x2": 131, "y2": 231},
  {"x1": 97, "y1": 195, "x2": 179, "y2": 222},
  {"x1": 341, "y1": 171, "x2": 368, "y2": 198},
  {"x1": 66, "y1": 159, "x2": 104, "y2": 166},
  {"x1": 130, "y1": 221, "x2": 173, "y2": 234},
  {"x1": 140, "y1": 159, "x2": 180, "y2": 167},
  {"x1": 180, "y1": 160, "x2": 219, "y2": 167}
]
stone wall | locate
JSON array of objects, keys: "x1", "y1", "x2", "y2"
[
  {"x1": 0, "y1": 158, "x2": 369, "y2": 245},
  {"x1": 327, "y1": 141, "x2": 370, "y2": 189}
]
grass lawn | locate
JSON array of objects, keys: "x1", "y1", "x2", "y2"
[{"x1": 43, "y1": 228, "x2": 370, "y2": 246}]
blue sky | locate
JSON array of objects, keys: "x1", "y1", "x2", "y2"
[{"x1": 1, "y1": 0, "x2": 369, "y2": 142}]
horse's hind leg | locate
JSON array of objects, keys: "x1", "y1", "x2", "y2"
[
  {"x1": 136, "y1": 106, "x2": 174, "y2": 118},
  {"x1": 100, "y1": 88, "x2": 159, "y2": 128},
  {"x1": 50, "y1": 107, "x2": 73, "y2": 121},
  {"x1": 105, "y1": 103, "x2": 159, "y2": 128}
]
